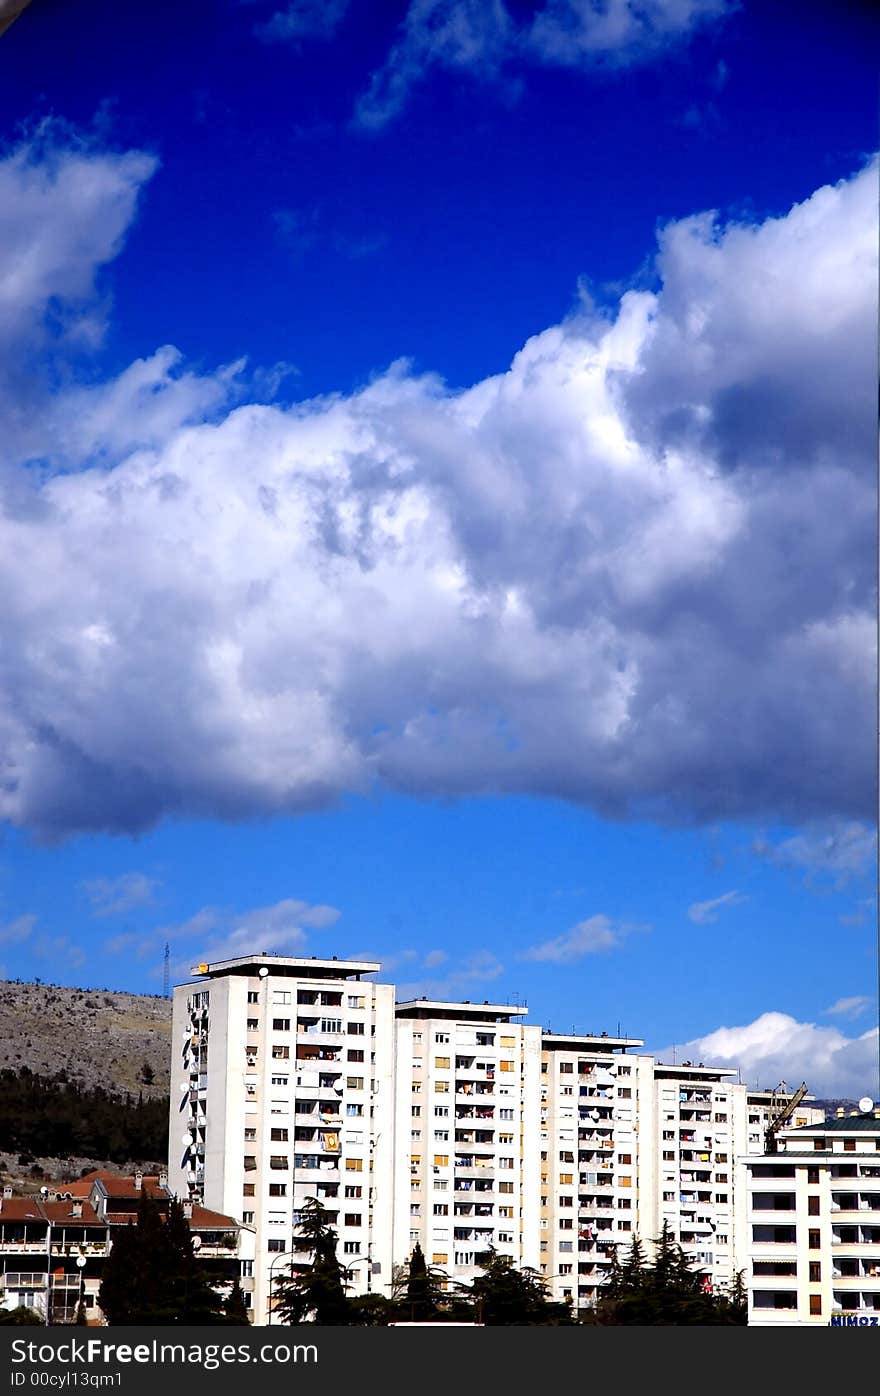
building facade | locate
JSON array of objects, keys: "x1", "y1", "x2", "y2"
[
  {"x1": 168, "y1": 953, "x2": 830, "y2": 1323},
  {"x1": 392, "y1": 1000, "x2": 542, "y2": 1289},
  {"x1": 744, "y1": 1108, "x2": 880, "y2": 1325},
  {"x1": 168, "y1": 955, "x2": 396, "y2": 1323}
]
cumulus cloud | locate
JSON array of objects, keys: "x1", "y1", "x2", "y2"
[
  {"x1": 655, "y1": 1011, "x2": 880, "y2": 1099},
  {"x1": 687, "y1": 890, "x2": 746, "y2": 924},
  {"x1": 161, "y1": 897, "x2": 340, "y2": 977},
  {"x1": 521, "y1": 913, "x2": 634, "y2": 963},
  {"x1": 356, "y1": 0, "x2": 731, "y2": 128},
  {"x1": 823, "y1": 996, "x2": 873, "y2": 1022},
  {"x1": 0, "y1": 134, "x2": 875, "y2": 840},
  {"x1": 82, "y1": 871, "x2": 160, "y2": 917}
]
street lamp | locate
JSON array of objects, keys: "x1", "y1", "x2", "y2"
[
  {"x1": 267, "y1": 1250, "x2": 291, "y2": 1325},
  {"x1": 75, "y1": 1254, "x2": 87, "y2": 1323},
  {"x1": 343, "y1": 1252, "x2": 373, "y2": 1296}
]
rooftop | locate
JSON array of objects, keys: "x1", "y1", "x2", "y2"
[
  {"x1": 395, "y1": 999, "x2": 527, "y2": 1022},
  {"x1": 184, "y1": 953, "x2": 381, "y2": 983},
  {"x1": 654, "y1": 1063, "x2": 739, "y2": 1080},
  {"x1": 542, "y1": 1032, "x2": 644, "y2": 1052}
]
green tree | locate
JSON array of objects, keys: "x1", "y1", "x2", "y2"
[
  {"x1": 99, "y1": 1192, "x2": 227, "y2": 1324},
  {"x1": 402, "y1": 1242, "x2": 449, "y2": 1322},
  {"x1": 464, "y1": 1248, "x2": 573, "y2": 1325},
  {"x1": 593, "y1": 1226, "x2": 747, "y2": 1326},
  {"x1": 272, "y1": 1198, "x2": 351, "y2": 1325},
  {"x1": 222, "y1": 1278, "x2": 251, "y2": 1325},
  {"x1": 0, "y1": 1306, "x2": 44, "y2": 1325}
]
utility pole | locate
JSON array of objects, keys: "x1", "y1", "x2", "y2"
[{"x1": 163, "y1": 942, "x2": 170, "y2": 999}]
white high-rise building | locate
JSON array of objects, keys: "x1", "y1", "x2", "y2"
[
  {"x1": 167, "y1": 954, "x2": 396, "y2": 1323},
  {"x1": 539, "y1": 1033, "x2": 651, "y2": 1309},
  {"x1": 744, "y1": 1105, "x2": 880, "y2": 1325},
  {"x1": 392, "y1": 1000, "x2": 543, "y2": 1288},
  {"x1": 168, "y1": 954, "x2": 827, "y2": 1323}
]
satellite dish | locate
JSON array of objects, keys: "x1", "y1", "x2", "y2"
[
  {"x1": 182, "y1": 1132, "x2": 193, "y2": 1145},
  {"x1": 40, "y1": 1186, "x2": 49, "y2": 1197},
  {"x1": 192, "y1": 1236, "x2": 202, "y2": 1250},
  {"x1": 76, "y1": 1255, "x2": 87, "y2": 1269},
  {"x1": 858, "y1": 1096, "x2": 874, "y2": 1114},
  {"x1": 180, "y1": 1083, "x2": 189, "y2": 1093},
  {"x1": 258, "y1": 967, "x2": 269, "y2": 978}
]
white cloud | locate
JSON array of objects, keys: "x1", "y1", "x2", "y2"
[
  {"x1": 754, "y1": 823, "x2": 877, "y2": 886},
  {"x1": 521, "y1": 913, "x2": 632, "y2": 963},
  {"x1": 163, "y1": 897, "x2": 340, "y2": 976},
  {"x1": 34, "y1": 933, "x2": 85, "y2": 969},
  {"x1": 423, "y1": 948, "x2": 448, "y2": 968},
  {"x1": 0, "y1": 913, "x2": 36, "y2": 945},
  {"x1": 397, "y1": 948, "x2": 504, "y2": 1001},
  {"x1": 0, "y1": 135, "x2": 875, "y2": 839},
  {"x1": 356, "y1": 0, "x2": 731, "y2": 128},
  {"x1": 687, "y1": 890, "x2": 747, "y2": 925},
  {"x1": 82, "y1": 871, "x2": 160, "y2": 917},
  {"x1": 655, "y1": 1011, "x2": 880, "y2": 1099},
  {"x1": 823, "y1": 996, "x2": 873, "y2": 1022},
  {"x1": 258, "y1": 0, "x2": 349, "y2": 46}
]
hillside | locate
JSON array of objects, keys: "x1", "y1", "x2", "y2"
[{"x1": 0, "y1": 978, "x2": 172, "y2": 1098}]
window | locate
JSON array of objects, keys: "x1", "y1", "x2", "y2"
[
  {"x1": 808, "y1": 1195, "x2": 820, "y2": 1216},
  {"x1": 808, "y1": 1230, "x2": 820, "y2": 1250},
  {"x1": 273, "y1": 1018, "x2": 290, "y2": 1032},
  {"x1": 347, "y1": 1049, "x2": 364, "y2": 1062},
  {"x1": 247, "y1": 1018, "x2": 259, "y2": 1031},
  {"x1": 267, "y1": 1239, "x2": 286, "y2": 1253},
  {"x1": 434, "y1": 1106, "x2": 449, "y2": 1117},
  {"x1": 808, "y1": 1168, "x2": 820, "y2": 1184},
  {"x1": 435, "y1": 1081, "x2": 449, "y2": 1094},
  {"x1": 433, "y1": 1204, "x2": 448, "y2": 1216},
  {"x1": 843, "y1": 1141, "x2": 856, "y2": 1152},
  {"x1": 271, "y1": 1075, "x2": 289, "y2": 1086},
  {"x1": 242, "y1": 1211, "x2": 254, "y2": 1224},
  {"x1": 434, "y1": 1155, "x2": 449, "y2": 1167},
  {"x1": 269, "y1": 1156, "x2": 288, "y2": 1170},
  {"x1": 348, "y1": 1022, "x2": 365, "y2": 1035},
  {"x1": 499, "y1": 1060, "x2": 515, "y2": 1073},
  {"x1": 321, "y1": 1018, "x2": 343, "y2": 1034},
  {"x1": 272, "y1": 1045, "x2": 290, "y2": 1060},
  {"x1": 412, "y1": 1106, "x2": 422, "y2": 1117},
  {"x1": 344, "y1": 1185, "x2": 362, "y2": 1199},
  {"x1": 618, "y1": 1088, "x2": 632, "y2": 1099},
  {"x1": 499, "y1": 1182, "x2": 514, "y2": 1194},
  {"x1": 271, "y1": 1128, "x2": 289, "y2": 1141},
  {"x1": 559, "y1": 1173, "x2": 573, "y2": 1185},
  {"x1": 247, "y1": 991, "x2": 259, "y2": 1003},
  {"x1": 243, "y1": 1183, "x2": 255, "y2": 1197},
  {"x1": 346, "y1": 1159, "x2": 363, "y2": 1172},
  {"x1": 435, "y1": 1057, "x2": 451, "y2": 1069},
  {"x1": 344, "y1": 1213, "x2": 362, "y2": 1227},
  {"x1": 343, "y1": 1242, "x2": 361, "y2": 1255},
  {"x1": 348, "y1": 996, "x2": 365, "y2": 1009},
  {"x1": 273, "y1": 991, "x2": 291, "y2": 1005},
  {"x1": 809, "y1": 1262, "x2": 821, "y2": 1283},
  {"x1": 809, "y1": 1295, "x2": 822, "y2": 1316},
  {"x1": 559, "y1": 1063, "x2": 573, "y2": 1075},
  {"x1": 269, "y1": 1183, "x2": 287, "y2": 1197},
  {"x1": 619, "y1": 1154, "x2": 632, "y2": 1165},
  {"x1": 433, "y1": 1253, "x2": 448, "y2": 1265},
  {"x1": 347, "y1": 1077, "x2": 364, "y2": 1090},
  {"x1": 435, "y1": 1033, "x2": 450, "y2": 1044}
]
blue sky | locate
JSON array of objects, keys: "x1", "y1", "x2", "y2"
[{"x1": 0, "y1": 0, "x2": 876, "y2": 1096}]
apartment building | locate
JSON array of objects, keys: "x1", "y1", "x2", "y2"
[
  {"x1": 744, "y1": 1106, "x2": 880, "y2": 1325},
  {"x1": 391, "y1": 1000, "x2": 543, "y2": 1288},
  {"x1": 0, "y1": 1173, "x2": 248, "y2": 1322},
  {"x1": 167, "y1": 955, "x2": 396, "y2": 1323},
  {"x1": 539, "y1": 1033, "x2": 650, "y2": 1310}
]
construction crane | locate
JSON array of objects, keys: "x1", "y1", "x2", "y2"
[{"x1": 764, "y1": 1080, "x2": 809, "y2": 1154}]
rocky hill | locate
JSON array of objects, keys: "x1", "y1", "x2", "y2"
[{"x1": 0, "y1": 979, "x2": 172, "y2": 1098}]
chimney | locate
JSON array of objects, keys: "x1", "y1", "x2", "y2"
[
  {"x1": 71, "y1": 1202, "x2": 82, "y2": 1218},
  {"x1": 134, "y1": 1170, "x2": 143, "y2": 1190},
  {"x1": 836, "y1": 1107, "x2": 845, "y2": 1118},
  {"x1": 159, "y1": 1171, "x2": 168, "y2": 1190},
  {"x1": 183, "y1": 1201, "x2": 193, "y2": 1219},
  {"x1": 2, "y1": 1184, "x2": 12, "y2": 1199}
]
